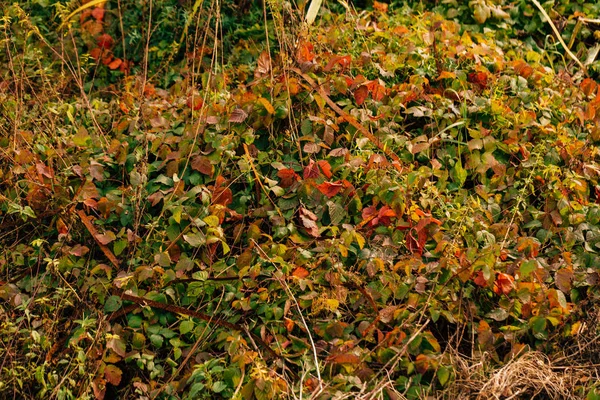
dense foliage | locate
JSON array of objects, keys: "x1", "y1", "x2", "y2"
[{"x1": 2, "y1": 0, "x2": 600, "y2": 398}]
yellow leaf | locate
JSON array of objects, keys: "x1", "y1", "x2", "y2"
[
  {"x1": 325, "y1": 298, "x2": 339, "y2": 311},
  {"x1": 354, "y1": 232, "x2": 365, "y2": 249},
  {"x1": 258, "y1": 97, "x2": 275, "y2": 114}
]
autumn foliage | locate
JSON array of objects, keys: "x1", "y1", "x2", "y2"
[{"x1": 2, "y1": 0, "x2": 600, "y2": 398}]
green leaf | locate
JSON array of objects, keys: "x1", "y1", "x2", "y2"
[
  {"x1": 520, "y1": 260, "x2": 537, "y2": 277},
  {"x1": 328, "y1": 201, "x2": 346, "y2": 225},
  {"x1": 104, "y1": 295, "x2": 123, "y2": 313},
  {"x1": 451, "y1": 163, "x2": 467, "y2": 187},
  {"x1": 212, "y1": 381, "x2": 228, "y2": 393},
  {"x1": 180, "y1": 320, "x2": 194, "y2": 335},
  {"x1": 184, "y1": 231, "x2": 206, "y2": 247},
  {"x1": 437, "y1": 366, "x2": 451, "y2": 386},
  {"x1": 113, "y1": 239, "x2": 127, "y2": 256}
]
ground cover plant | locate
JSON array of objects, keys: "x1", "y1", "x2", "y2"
[{"x1": 2, "y1": 0, "x2": 600, "y2": 398}]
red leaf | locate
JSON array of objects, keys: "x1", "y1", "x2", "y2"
[
  {"x1": 303, "y1": 160, "x2": 320, "y2": 179},
  {"x1": 316, "y1": 181, "x2": 344, "y2": 198},
  {"x1": 473, "y1": 271, "x2": 488, "y2": 287},
  {"x1": 96, "y1": 34, "x2": 114, "y2": 49},
  {"x1": 468, "y1": 71, "x2": 488, "y2": 88},
  {"x1": 354, "y1": 85, "x2": 369, "y2": 105}
]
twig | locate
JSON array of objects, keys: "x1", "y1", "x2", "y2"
[{"x1": 530, "y1": 0, "x2": 586, "y2": 73}]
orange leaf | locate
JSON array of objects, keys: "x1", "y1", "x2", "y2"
[
  {"x1": 373, "y1": 1, "x2": 389, "y2": 12},
  {"x1": 297, "y1": 41, "x2": 315, "y2": 63},
  {"x1": 284, "y1": 317, "x2": 295, "y2": 332},
  {"x1": 316, "y1": 181, "x2": 344, "y2": 198},
  {"x1": 257, "y1": 97, "x2": 274, "y2": 114},
  {"x1": 415, "y1": 354, "x2": 430, "y2": 374},
  {"x1": 317, "y1": 160, "x2": 333, "y2": 178},
  {"x1": 91, "y1": 7, "x2": 105, "y2": 22},
  {"x1": 107, "y1": 58, "x2": 122, "y2": 70},
  {"x1": 493, "y1": 272, "x2": 514, "y2": 295},
  {"x1": 292, "y1": 267, "x2": 309, "y2": 278},
  {"x1": 324, "y1": 55, "x2": 352, "y2": 72},
  {"x1": 328, "y1": 353, "x2": 361, "y2": 364},
  {"x1": 581, "y1": 78, "x2": 597, "y2": 97},
  {"x1": 90, "y1": 47, "x2": 103, "y2": 61},
  {"x1": 437, "y1": 71, "x2": 457, "y2": 80},
  {"x1": 468, "y1": 71, "x2": 488, "y2": 88}
]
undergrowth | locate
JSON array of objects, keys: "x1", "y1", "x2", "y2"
[{"x1": 2, "y1": 0, "x2": 600, "y2": 399}]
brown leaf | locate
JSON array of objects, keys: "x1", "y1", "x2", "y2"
[
  {"x1": 69, "y1": 244, "x2": 90, "y2": 257},
  {"x1": 303, "y1": 142, "x2": 320, "y2": 154},
  {"x1": 229, "y1": 108, "x2": 248, "y2": 123},
  {"x1": 95, "y1": 231, "x2": 116, "y2": 245},
  {"x1": 90, "y1": 161, "x2": 105, "y2": 181},
  {"x1": 556, "y1": 268, "x2": 573, "y2": 293},
  {"x1": 104, "y1": 364, "x2": 122, "y2": 386},
  {"x1": 191, "y1": 155, "x2": 213, "y2": 176},
  {"x1": 254, "y1": 51, "x2": 271, "y2": 78},
  {"x1": 299, "y1": 207, "x2": 319, "y2": 237},
  {"x1": 36, "y1": 162, "x2": 53, "y2": 179}
]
